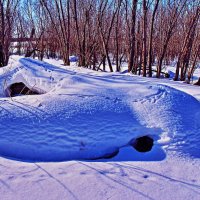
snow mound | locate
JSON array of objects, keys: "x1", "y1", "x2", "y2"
[{"x1": 0, "y1": 57, "x2": 199, "y2": 162}]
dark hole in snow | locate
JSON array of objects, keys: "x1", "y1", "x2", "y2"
[
  {"x1": 131, "y1": 136, "x2": 154, "y2": 152},
  {"x1": 6, "y1": 82, "x2": 42, "y2": 97}
]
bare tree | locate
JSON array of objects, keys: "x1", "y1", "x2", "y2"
[
  {"x1": 147, "y1": 0, "x2": 160, "y2": 77},
  {"x1": 0, "y1": 0, "x2": 19, "y2": 66},
  {"x1": 127, "y1": 0, "x2": 138, "y2": 73},
  {"x1": 40, "y1": 0, "x2": 70, "y2": 65},
  {"x1": 156, "y1": 0, "x2": 187, "y2": 78},
  {"x1": 174, "y1": 5, "x2": 200, "y2": 81},
  {"x1": 97, "y1": 0, "x2": 121, "y2": 72}
]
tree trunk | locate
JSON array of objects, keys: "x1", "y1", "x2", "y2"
[
  {"x1": 147, "y1": 0, "x2": 159, "y2": 77},
  {"x1": 0, "y1": 44, "x2": 4, "y2": 67},
  {"x1": 187, "y1": 44, "x2": 200, "y2": 83},
  {"x1": 128, "y1": 0, "x2": 138, "y2": 73},
  {"x1": 142, "y1": 0, "x2": 147, "y2": 77},
  {"x1": 194, "y1": 78, "x2": 200, "y2": 86}
]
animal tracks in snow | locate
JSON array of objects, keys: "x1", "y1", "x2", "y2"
[{"x1": 132, "y1": 87, "x2": 167, "y2": 104}]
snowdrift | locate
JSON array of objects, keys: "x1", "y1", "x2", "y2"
[{"x1": 0, "y1": 57, "x2": 199, "y2": 162}]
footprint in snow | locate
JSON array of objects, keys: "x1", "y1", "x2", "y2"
[
  {"x1": 38, "y1": 103, "x2": 43, "y2": 107},
  {"x1": 132, "y1": 99, "x2": 139, "y2": 103},
  {"x1": 143, "y1": 175, "x2": 149, "y2": 179},
  {"x1": 50, "y1": 77, "x2": 54, "y2": 81}
]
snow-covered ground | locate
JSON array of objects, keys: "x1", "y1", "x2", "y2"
[{"x1": 0, "y1": 56, "x2": 200, "y2": 199}]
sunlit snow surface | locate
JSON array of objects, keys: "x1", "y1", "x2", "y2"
[{"x1": 0, "y1": 57, "x2": 199, "y2": 162}]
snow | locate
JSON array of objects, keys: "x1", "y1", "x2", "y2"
[{"x1": 0, "y1": 56, "x2": 200, "y2": 199}]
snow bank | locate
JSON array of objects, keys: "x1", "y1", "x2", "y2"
[{"x1": 0, "y1": 56, "x2": 199, "y2": 162}]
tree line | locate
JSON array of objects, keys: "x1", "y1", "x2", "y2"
[{"x1": 0, "y1": 0, "x2": 199, "y2": 83}]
